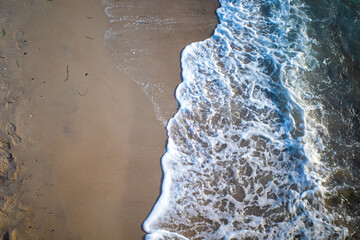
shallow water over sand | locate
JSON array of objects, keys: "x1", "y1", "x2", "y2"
[{"x1": 144, "y1": 0, "x2": 360, "y2": 239}]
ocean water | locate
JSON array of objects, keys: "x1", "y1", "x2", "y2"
[
  {"x1": 142, "y1": 0, "x2": 360, "y2": 239},
  {"x1": 105, "y1": 0, "x2": 360, "y2": 239}
]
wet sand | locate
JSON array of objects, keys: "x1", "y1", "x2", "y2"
[{"x1": 0, "y1": 0, "x2": 218, "y2": 239}]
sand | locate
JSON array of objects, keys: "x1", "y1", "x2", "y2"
[{"x1": 0, "y1": 0, "x2": 218, "y2": 239}]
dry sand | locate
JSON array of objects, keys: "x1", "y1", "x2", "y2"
[{"x1": 0, "y1": 0, "x2": 218, "y2": 239}]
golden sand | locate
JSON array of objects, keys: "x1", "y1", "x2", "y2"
[{"x1": 0, "y1": 0, "x2": 218, "y2": 238}]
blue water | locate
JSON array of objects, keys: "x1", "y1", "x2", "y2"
[{"x1": 142, "y1": 0, "x2": 360, "y2": 239}]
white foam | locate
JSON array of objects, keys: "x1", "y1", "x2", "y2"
[{"x1": 142, "y1": 0, "x2": 349, "y2": 238}]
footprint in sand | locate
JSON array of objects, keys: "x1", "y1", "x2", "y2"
[
  {"x1": 0, "y1": 155, "x2": 9, "y2": 183},
  {"x1": 13, "y1": 29, "x2": 27, "y2": 50},
  {"x1": 13, "y1": 29, "x2": 24, "y2": 41},
  {"x1": 5, "y1": 88, "x2": 24, "y2": 111},
  {"x1": 5, "y1": 123, "x2": 21, "y2": 145},
  {"x1": 0, "y1": 153, "x2": 16, "y2": 183},
  {"x1": 6, "y1": 87, "x2": 24, "y2": 104},
  {"x1": 0, "y1": 197, "x2": 15, "y2": 218}
]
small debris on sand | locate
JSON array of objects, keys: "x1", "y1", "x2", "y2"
[
  {"x1": 84, "y1": 36, "x2": 94, "y2": 40},
  {"x1": 65, "y1": 64, "x2": 69, "y2": 82}
]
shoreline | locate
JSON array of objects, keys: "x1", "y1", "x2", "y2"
[{"x1": 0, "y1": 0, "x2": 219, "y2": 238}]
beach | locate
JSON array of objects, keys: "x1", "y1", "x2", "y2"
[
  {"x1": 0, "y1": 0, "x2": 219, "y2": 239},
  {"x1": 3, "y1": 0, "x2": 358, "y2": 238}
]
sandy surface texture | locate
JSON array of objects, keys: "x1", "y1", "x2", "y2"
[
  {"x1": 103, "y1": 0, "x2": 220, "y2": 124},
  {"x1": 0, "y1": 0, "x2": 218, "y2": 239}
]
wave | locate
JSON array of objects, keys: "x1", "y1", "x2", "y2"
[{"x1": 143, "y1": 0, "x2": 352, "y2": 239}]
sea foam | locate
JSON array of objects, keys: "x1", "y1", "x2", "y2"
[{"x1": 143, "y1": 0, "x2": 349, "y2": 239}]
